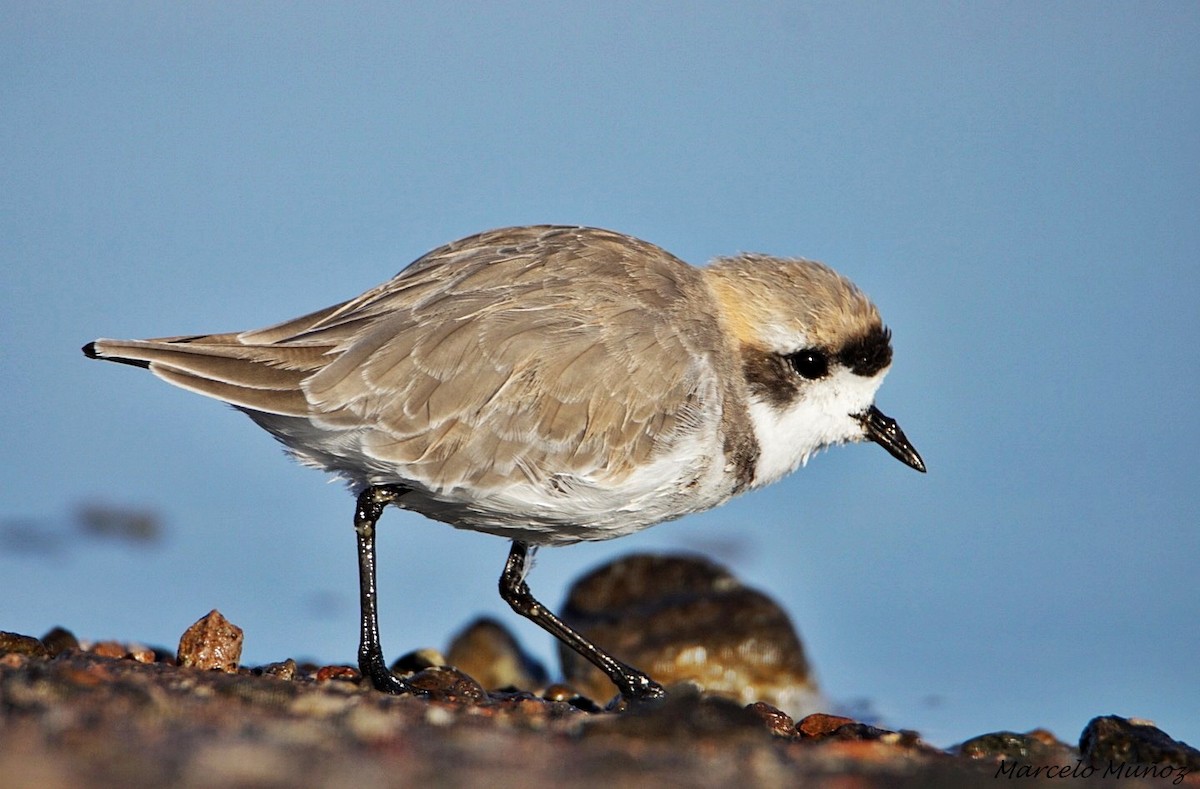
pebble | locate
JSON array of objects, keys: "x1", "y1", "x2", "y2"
[
  {"x1": 797, "y1": 713, "x2": 856, "y2": 738},
  {"x1": 590, "y1": 686, "x2": 768, "y2": 742},
  {"x1": 261, "y1": 658, "x2": 298, "y2": 681},
  {"x1": 40, "y1": 627, "x2": 80, "y2": 656},
  {"x1": 90, "y1": 641, "x2": 128, "y2": 659},
  {"x1": 445, "y1": 617, "x2": 548, "y2": 691},
  {"x1": 176, "y1": 610, "x2": 243, "y2": 673},
  {"x1": 747, "y1": 701, "x2": 796, "y2": 738},
  {"x1": 541, "y1": 683, "x2": 579, "y2": 703},
  {"x1": 315, "y1": 665, "x2": 359, "y2": 683},
  {"x1": 390, "y1": 648, "x2": 446, "y2": 674},
  {"x1": 405, "y1": 666, "x2": 489, "y2": 704},
  {"x1": 125, "y1": 643, "x2": 156, "y2": 664}
]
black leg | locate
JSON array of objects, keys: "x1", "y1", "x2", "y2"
[
  {"x1": 498, "y1": 540, "x2": 666, "y2": 702},
  {"x1": 355, "y1": 485, "x2": 411, "y2": 694}
]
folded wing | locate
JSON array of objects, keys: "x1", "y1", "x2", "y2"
[{"x1": 86, "y1": 226, "x2": 727, "y2": 493}]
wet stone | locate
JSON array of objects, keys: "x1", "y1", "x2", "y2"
[
  {"x1": 486, "y1": 690, "x2": 587, "y2": 726},
  {"x1": 823, "y1": 723, "x2": 924, "y2": 748},
  {"x1": 958, "y1": 728, "x2": 1076, "y2": 764},
  {"x1": 1080, "y1": 715, "x2": 1200, "y2": 770},
  {"x1": 260, "y1": 658, "x2": 298, "y2": 681},
  {"x1": 796, "y1": 713, "x2": 932, "y2": 755},
  {"x1": 127, "y1": 643, "x2": 156, "y2": 664},
  {"x1": 590, "y1": 686, "x2": 769, "y2": 743},
  {"x1": 391, "y1": 647, "x2": 446, "y2": 674},
  {"x1": 40, "y1": 627, "x2": 80, "y2": 656},
  {"x1": 559, "y1": 553, "x2": 820, "y2": 718},
  {"x1": 90, "y1": 640, "x2": 128, "y2": 659},
  {"x1": 176, "y1": 610, "x2": 243, "y2": 673},
  {"x1": 542, "y1": 683, "x2": 603, "y2": 713},
  {"x1": 541, "y1": 683, "x2": 574, "y2": 703},
  {"x1": 405, "y1": 666, "x2": 489, "y2": 704},
  {"x1": 797, "y1": 713, "x2": 856, "y2": 739},
  {"x1": 0, "y1": 631, "x2": 49, "y2": 659},
  {"x1": 315, "y1": 665, "x2": 359, "y2": 683},
  {"x1": 747, "y1": 701, "x2": 797, "y2": 738},
  {"x1": 446, "y1": 617, "x2": 548, "y2": 692}
]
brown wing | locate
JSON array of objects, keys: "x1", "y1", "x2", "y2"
[{"x1": 88, "y1": 226, "x2": 730, "y2": 492}]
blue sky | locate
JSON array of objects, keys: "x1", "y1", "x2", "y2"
[{"x1": 3, "y1": 4, "x2": 1196, "y2": 747}]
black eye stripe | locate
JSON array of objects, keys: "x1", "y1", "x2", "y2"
[
  {"x1": 741, "y1": 325, "x2": 894, "y2": 411},
  {"x1": 742, "y1": 347, "x2": 799, "y2": 409},
  {"x1": 838, "y1": 326, "x2": 893, "y2": 377}
]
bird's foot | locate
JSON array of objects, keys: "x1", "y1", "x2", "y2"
[
  {"x1": 612, "y1": 667, "x2": 668, "y2": 707},
  {"x1": 360, "y1": 656, "x2": 420, "y2": 696}
]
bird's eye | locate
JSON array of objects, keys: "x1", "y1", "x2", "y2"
[{"x1": 787, "y1": 349, "x2": 829, "y2": 380}]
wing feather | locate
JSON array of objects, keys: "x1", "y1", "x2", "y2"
[{"x1": 90, "y1": 226, "x2": 732, "y2": 493}]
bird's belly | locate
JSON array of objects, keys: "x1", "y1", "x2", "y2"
[
  {"x1": 396, "y1": 464, "x2": 736, "y2": 546},
  {"x1": 246, "y1": 410, "x2": 739, "y2": 546}
]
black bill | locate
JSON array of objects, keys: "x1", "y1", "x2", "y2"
[{"x1": 859, "y1": 405, "x2": 926, "y2": 473}]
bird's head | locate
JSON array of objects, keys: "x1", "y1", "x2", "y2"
[{"x1": 706, "y1": 254, "x2": 925, "y2": 487}]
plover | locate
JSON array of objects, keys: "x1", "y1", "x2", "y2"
[{"x1": 84, "y1": 225, "x2": 924, "y2": 701}]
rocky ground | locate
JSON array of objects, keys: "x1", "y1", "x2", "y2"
[{"x1": 2, "y1": 555, "x2": 1197, "y2": 788}]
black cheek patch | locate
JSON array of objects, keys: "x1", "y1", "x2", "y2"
[
  {"x1": 838, "y1": 325, "x2": 893, "y2": 377},
  {"x1": 742, "y1": 346, "x2": 800, "y2": 409}
]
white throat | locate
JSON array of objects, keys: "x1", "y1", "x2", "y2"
[{"x1": 745, "y1": 367, "x2": 887, "y2": 487}]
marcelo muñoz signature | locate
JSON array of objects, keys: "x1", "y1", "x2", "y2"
[{"x1": 996, "y1": 759, "x2": 1191, "y2": 784}]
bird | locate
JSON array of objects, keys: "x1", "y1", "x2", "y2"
[{"x1": 83, "y1": 225, "x2": 925, "y2": 702}]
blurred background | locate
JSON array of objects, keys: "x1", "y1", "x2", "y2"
[{"x1": 3, "y1": 3, "x2": 1196, "y2": 748}]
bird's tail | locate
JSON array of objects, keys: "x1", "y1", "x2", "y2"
[{"x1": 83, "y1": 334, "x2": 326, "y2": 417}]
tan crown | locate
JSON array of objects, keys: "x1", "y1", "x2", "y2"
[{"x1": 702, "y1": 254, "x2": 884, "y2": 353}]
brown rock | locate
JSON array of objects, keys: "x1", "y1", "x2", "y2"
[
  {"x1": 559, "y1": 554, "x2": 820, "y2": 716},
  {"x1": 40, "y1": 627, "x2": 80, "y2": 656},
  {"x1": 390, "y1": 647, "x2": 446, "y2": 674},
  {"x1": 588, "y1": 687, "x2": 769, "y2": 743},
  {"x1": 446, "y1": 617, "x2": 548, "y2": 691},
  {"x1": 261, "y1": 658, "x2": 298, "y2": 680},
  {"x1": 405, "y1": 666, "x2": 489, "y2": 704},
  {"x1": 127, "y1": 644, "x2": 156, "y2": 664},
  {"x1": 176, "y1": 610, "x2": 243, "y2": 673},
  {"x1": 541, "y1": 683, "x2": 578, "y2": 703},
  {"x1": 797, "y1": 713, "x2": 857, "y2": 738},
  {"x1": 957, "y1": 728, "x2": 1075, "y2": 763},
  {"x1": 315, "y1": 665, "x2": 359, "y2": 683},
  {"x1": 1080, "y1": 715, "x2": 1200, "y2": 770},
  {"x1": 747, "y1": 701, "x2": 796, "y2": 738},
  {"x1": 90, "y1": 640, "x2": 128, "y2": 659},
  {"x1": 0, "y1": 631, "x2": 49, "y2": 659}
]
